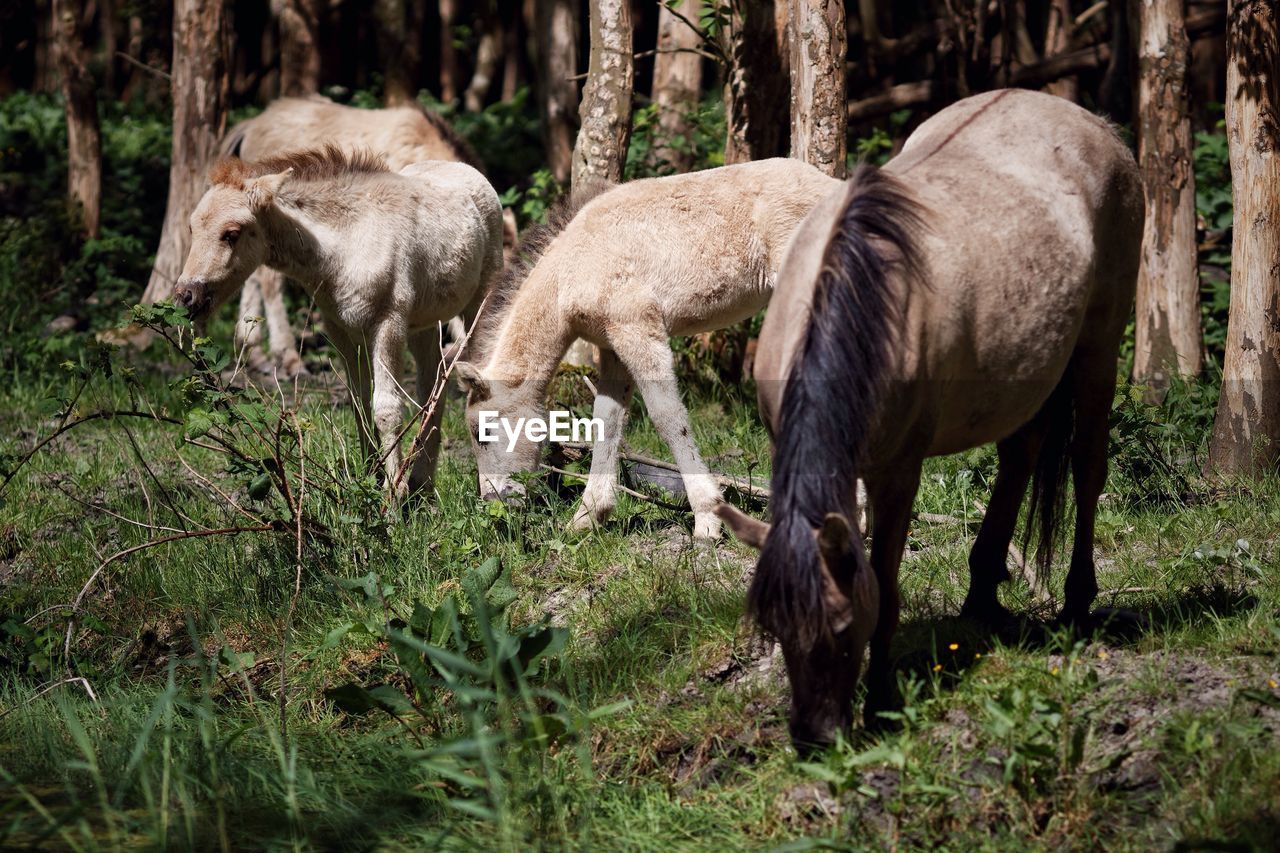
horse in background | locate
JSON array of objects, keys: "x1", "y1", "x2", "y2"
[
  {"x1": 219, "y1": 96, "x2": 516, "y2": 376},
  {"x1": 172, "y1": 146, "x2": 504, "y2": 497},
  {"x1": 718, "y1": 89, "x2": 1144, "y2": 749},
  {"x1": 453, "y1": 158, "x2": 843, "y2": 540}
]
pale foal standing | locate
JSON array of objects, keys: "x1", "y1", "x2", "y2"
[
  {"x1": 221, "y1": 96, "x2": 499, "y2": 376},
  {"x1": 173, "y1": 146, "x2": 504, "y2": 496},
  {"x1": 455, "y1": 158, "x2": 842, "y2": 539}
]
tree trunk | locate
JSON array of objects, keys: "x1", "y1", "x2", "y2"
[
  {"x1": 788, "y1": 0, "x2": 846, "y2": 177},
  {"x1": 275, "y1": 0, "x2": 321, "y2": 96},
  {"x1": 1044, "y1": 0, "x2": 1078, "y2": 100},
  {"x1": 439, "y1": 0, "x2": 459, "y2": 103},
  {"x1": 535, "y1": 0, "x2": 578, "y2": 183},
  {"x1": 1133, "y1": 0, "x2": 1201, "y2": 395},
  {"x1": 723, "y1": 0, "x2": 790, "y2": 164},
  {"x1": 1208, "y1": 0, "x2": 1280, "y2": 477},
  {"x1": 649, "y1": 0, "x2": 701, "y2": 172},
  {"x1": 571, "y1": 0, "x2": 633, "y2": 187},
  {"x1": 140, "y1": 0, "x2": 228, "y2": 309},
  {"x1": 465, "y1": 1, "x2": 502, "y2": 111},
  {"x1": 375, "y1": 0, "x2": 421, "y2": 104},
  {"x1": 53, "y1": 0, "x2": 101, "y2": 238}
]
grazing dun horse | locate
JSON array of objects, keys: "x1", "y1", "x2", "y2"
[
  {"x1": 717, "y1": 89, "x2": 1144, "y2": 749},
  {"x1": 218, "y1": 96, "x2": 512, "y2": 376},
  {"x1": 173, "y1": 146, "x2": 504, "y2": 496},
  {"x1": 453, "y1": 158, "x2": 842, "y2": 539}
]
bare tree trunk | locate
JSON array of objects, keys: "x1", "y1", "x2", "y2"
[
  {"x1": 53, "y1": 0, "x2": 101, "y2": 238},
  {"x1": 275, "y1": 0, "x2": 321, "y2": 96},
  {"x1": 375, "y1": 0, "x2": 421, "y2": 104},
  {"x1": 503, "y1": 0, "x2": 524, "y2": 101},
  {"x1": 1208, "y1": 0, "x2": 1280, "y2": 477},
  {"x1": 465, "y1": 1, "x2": 502, "y2": 111},
  {"x1": 140, "y1": 0, "x2": 228, "y2": 309},
  {"x1": 1044, "y1": 0, "x2": 1078, "y2": 100},
  {"x1": 649, "y1": 0, "x2": 702, "y2": 172},
  {"x1": 571, "y1": 0, "x2": 633, "y2": 187},
  {"x1": 788, "y1": 0, "x2": 846, "y2": 177},
  {"x1": 536, "y1": 0, "x2": 578, "y2": 183},
  {"x1": 100, "y1": 0, "x2": 119, "y2": 95},
  {"x1": 723, "y1": 0, "x2": 790, "y2": 164},
  {"x1": 439, "y1": 0, "x2": 459, "y2": 103},
  {"x1": 1133, "y1": 0, "x2": 1201, "y2": 395}
]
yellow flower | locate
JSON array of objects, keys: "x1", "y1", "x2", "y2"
[
  {"x1": 1097, "y1": 651, "x2": 1109, "y2": 660},
  {"x1": 933, "y1": 664, "x2": 942, "y2": 672},
  {"x1": 1270, "y1": 679, "x2": 1278, "y2": 689},
  {"x1": 1050, "y1": 666, "x2": 1060, "y2": 675},
  {"x1": 974, "y1": 653, "x2": 982, "y2": 659},
  {"x1": 948, "y1": 643, "x2": 959, "y2": 651}
]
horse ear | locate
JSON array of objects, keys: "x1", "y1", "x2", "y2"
[
  {"x1": 817, "y1": 513, "x2": 854, "y2": 564},
  {"x1": 716, "y1": 503, "x2": 770, "y2": 550},
  {"x1": 454, "y1": 361, "x2": 491, "y2": 399},
  {"x1": 246, "y1": 168, "x2": 293, "y2": 210}
]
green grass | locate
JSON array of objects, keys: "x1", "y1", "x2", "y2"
[{"x1": 1, "y1": 328, "x2": 1278, "y2": 851}]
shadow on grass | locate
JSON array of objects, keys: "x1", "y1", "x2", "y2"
[{"x1": 891, "y1": 582, "x2": 1260, "y2": 699}]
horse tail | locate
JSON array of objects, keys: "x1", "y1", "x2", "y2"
[
  {"x1": 219, "y1": 116, "x2": 253, "y2": 159},
  {"x1": 1024, "y1": 364, "x2": 1076, "y2": 587},
  {"x1": 749, "y1": 166, "x2": 923, "y2": 646}
]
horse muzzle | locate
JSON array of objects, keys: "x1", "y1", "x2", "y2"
[
  {"x1": 173, "y1": 279, "x2": 212, "y2": 319},
  {"x1": 479, "y1": 477, "x2": 526, "y2": 505}
]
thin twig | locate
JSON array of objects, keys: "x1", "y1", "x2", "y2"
[
  {"x1": 63, "y1": 524, "x2": 279, "y2": 660},
  {"x1": 0, "y1": 677, "x2": 100, "y2": 721},
  {"x1": 1, "y1": 410, "x2": 184, "y2": 495},
  {"x1": 115, "y1": 50, "x2": 171, "y2": 81}
]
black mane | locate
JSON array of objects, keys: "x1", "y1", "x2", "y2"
[{"x1": 749, "y1": 165, "x2": 924, "y2": 647}]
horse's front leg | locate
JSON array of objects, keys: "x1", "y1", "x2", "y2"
[
  {"x1": 570, "y1": 348, "x2": 634, "y2": 532},
  {"x1": 407, "y1": 327, "x2": 445, "y2": 495},
  {"x1": 369, "y1": 319, "x2": 409, "y2": 500},
  {"x1": 329, "y1": 325, "x2": 378, "y2": 478},
  {"x1": 612, "y1": 331, "x2": 721, "y2": 539},
  {"x1": 864, "y1": 462, "x2": 922, "y2": 728},
  {"x1": 259, "y1": 267, "x2": 306, "y2": 378}
]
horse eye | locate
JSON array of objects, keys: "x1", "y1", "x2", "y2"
[{"x1": 222, "y1": 229, "x2": 240, "y2": 245}]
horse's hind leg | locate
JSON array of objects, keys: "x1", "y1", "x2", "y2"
[
  {"x1": 960, "y1": 422, "x2": 1047, "y2": 627},
  {"x1": 570, "y1": 348, "x2": 634, "y2": 532},
  {"x1": 407, "y1": 328, "x2": 445, "y2": 495},
  {"x1": 235, "y1": 270, "x2": 270, "y2": 373},
  {"x1": 1060, "y1": 351, "x2": 1117, "y2": 624},
  {"x1": 610, "y1": 331, "x2": 721, "y2": 539}
]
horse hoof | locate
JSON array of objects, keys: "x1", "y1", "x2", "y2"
[
  {"x1": 275, "y1": 350, "x2": 308, "y2": 378},
  {"x1": 569, "y1": 507, "x2": 600, "y2": 533},
  {"x1": 692, "y1": 516, "x2": 722, "y2": 541},
  {"x1": 959, "y1": 598, "x2": 1017, "y2": 632}
]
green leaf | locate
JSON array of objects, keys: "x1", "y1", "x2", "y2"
[{"x1": 184, "y1": 408, "x2": 214, "y2": 439}]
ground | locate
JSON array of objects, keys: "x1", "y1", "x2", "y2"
[{"x1": 1, "y1": 326, "x2": 1278, "y2": 850}]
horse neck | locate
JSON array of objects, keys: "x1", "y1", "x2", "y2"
[
  {"x1": 482, "y1": 266, "x2": 572, "y2": 395},
  {"x1": 257, "y1": 183, "x2": 353, "y2": 286}
]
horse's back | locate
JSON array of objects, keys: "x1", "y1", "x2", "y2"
[
  {"x1": 549, "y1": 159, "x2": 841, "y2": 336},
  {"x1": 235, "y1": 97, "x2": 462, "y2": 169},
  {"x1": 396, "y1": 161, "x2": 504, "y2": 321},
  {"x1": 891, "y1": 89, "x2": 1142, "y2": 455}
]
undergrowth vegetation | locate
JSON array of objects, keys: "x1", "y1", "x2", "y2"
[{"x1": 2, "y1": 92, "x2": 1277, "y2": 849}]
